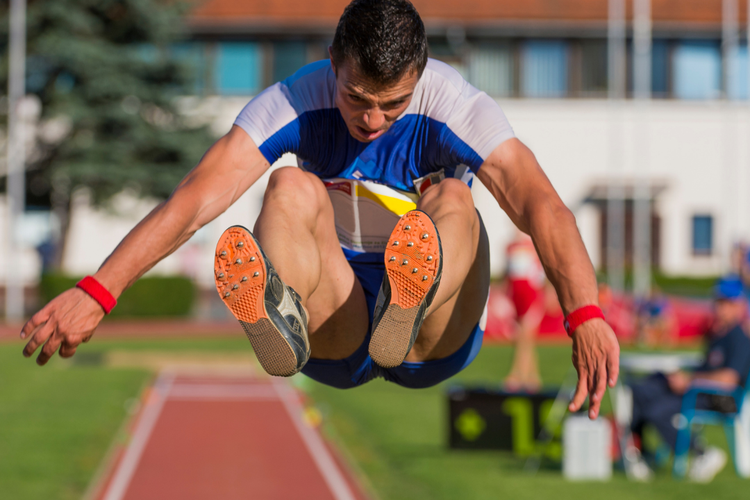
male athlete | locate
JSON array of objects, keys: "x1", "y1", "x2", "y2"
[{"x1": 21, "y1": 0, "x2": 619, "y2": 419}]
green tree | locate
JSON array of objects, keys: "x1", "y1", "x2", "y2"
[{"x1": 0, "y1": 0, "x2": 214, "y2": 268}]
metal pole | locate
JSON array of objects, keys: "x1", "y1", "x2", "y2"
[
  {"x1": 723, "y1": 0, "x2": 740, "y2": 270},
  {"x1": 607, "y1": 0, "x2": 626, "y2": 292},
  {"x1": 747, "y1": 0, "x2": 750, "y2": 249},
  {"x1": 724, "y1": 0, "x2": 740, "y2": 100},
  {"x1": 5, "y1": 0, "x2": 27, "y2": 322},
  {"x1": 633, "y1": 0, "x2": 652, "y2": 300},
  {"x1": 608, "y1": 0, "x2": 627, "y2": 101}
]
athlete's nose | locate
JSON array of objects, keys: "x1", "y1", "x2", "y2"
[{"x1": 363, "y1": 108, "x2": 385, "y2": 131}]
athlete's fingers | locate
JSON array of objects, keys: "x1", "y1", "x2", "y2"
[
  {"x1": 59, "y1": 339, "x2": 79, "y2": 359},
  {"x1": 569, "y1": 365, "x2": 588, "y2": 412},
  {"x1": 37, "y1": 330, "x2": 63, "y2": 366},
  {"x1": 23, "y1": 319, "x2": 56, "y2": 358},
  {"x1": 607, "y1": 350, "x2": 620, "y2": 387},
  {"x1": 589, "y1": 362, "x2": 608, "y2": 419},
  {"x1": 21, "y1": 308, "x2": 51, "y2": 340},
  {"x1": 588, "y1": 391, "x2": 601, "y2": 419}
]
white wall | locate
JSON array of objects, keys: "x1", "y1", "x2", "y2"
[{"x1": 499, "y1": 99, "x2": 750, "y2": 277}]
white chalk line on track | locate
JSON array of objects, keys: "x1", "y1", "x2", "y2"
[
  {"x1": 102, "y1": 372, "x2": 175, "y2": 500},
  {"x1": 273, "y1": 378, "x2": 358, "y2": 500},
  {"x1": 99, "y1": 373, "x2": 359, "y2": 500}
]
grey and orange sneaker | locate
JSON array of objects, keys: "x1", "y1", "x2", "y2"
[
  {"x1": 369, "y1": 210, "x2": 443, "y2": 368},
  {"x1": 214, "y1": 226, "x2": 310, "y2": 377}
]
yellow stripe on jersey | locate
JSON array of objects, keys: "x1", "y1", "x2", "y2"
[{"x1": 355, "y1": 184, "x2": 417, "y2": 216}]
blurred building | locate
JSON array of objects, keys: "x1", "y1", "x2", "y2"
[{"x1": 2, "y1": 0, "x2": 750, "y2": 295}]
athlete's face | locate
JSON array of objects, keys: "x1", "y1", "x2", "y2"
[{"x1": 330, "y1": 53, "x2": 419, "y2": 143}]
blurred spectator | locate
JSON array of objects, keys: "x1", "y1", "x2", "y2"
[
  {"x1": 626, "y1": 275, "x2": 750, "y2": 482},
  {"x1": 598, "y1": 283, "x2": 613, "y2": 316},
  {"x1": 598, "y1": 282, "x2": 637, "y2": 341},
  {"x1": 503, "y1": 231, "x2": 545, "y2": 391},
  {"x1": 35, "y1": 239, "x2": 57, "y2": 273},
  {"x1": 732, "y1": 243, "x2": 750, "y2": 334},
  {"x1": 731, "y1": 242, "x2": 750, "y2": 285},
  {"x1": 636, "y1": 286, "x2": 677, "y2": 347}
]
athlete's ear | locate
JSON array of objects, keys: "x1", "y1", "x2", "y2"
[{"x1": 328, "y1": 46, "x2": 337, "y2": 77}]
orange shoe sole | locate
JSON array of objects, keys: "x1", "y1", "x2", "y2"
[
  {"x1": 368, "y1": 210, "x2": 442, "y2": 368},
  {"x1": 214, "y1": 226, "x2": 300, "y2": 376}
]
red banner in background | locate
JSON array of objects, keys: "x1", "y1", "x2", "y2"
[{"x1": 483, "y1": 284, "x2": 713, "y2": 344}]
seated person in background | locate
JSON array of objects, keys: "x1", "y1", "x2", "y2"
[
  {"x1": 627, "y1": 276, "x2": 750, "y2": 482},
  {"x1": 636, "y1": 285, "x2": 677, "y2": 347}
]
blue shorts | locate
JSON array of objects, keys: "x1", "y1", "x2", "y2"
[{"x1": 300, "y1": 248, "x2": 485, "y2": 389}]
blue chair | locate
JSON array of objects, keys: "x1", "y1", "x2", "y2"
[{"x1": 673, "y1": 371, "x2": 750, "y2": 478}]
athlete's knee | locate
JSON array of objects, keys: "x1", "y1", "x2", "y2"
[
  {"x1": 265, "y1": 167, "x2": 328, "y2": 214},
  {"x1": 418, "y1": 178, "x2": 475, "y2": 218}
]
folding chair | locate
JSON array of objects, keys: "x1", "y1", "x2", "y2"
[{"x1": 673, "y1": 371, "x2": 750, "y2": 478}]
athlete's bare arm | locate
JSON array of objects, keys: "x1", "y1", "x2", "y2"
[
  {"x1": 21, "y1": 126, "x2": 270, "y2": 365},
  {"x1": 477, "y1": 137, "x2": 620, "y2": 419}
]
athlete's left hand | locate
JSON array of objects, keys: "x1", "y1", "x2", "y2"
[{"x1": 568, "y1": 318, "x2": 620, "y2": 419}]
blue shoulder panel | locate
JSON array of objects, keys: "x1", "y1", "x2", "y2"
[{"x1": 259, "y1": 110, "x2": 483, "y2": 192}]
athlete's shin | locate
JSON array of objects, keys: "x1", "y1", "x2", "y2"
[{"x1": 416, "y1": 179, "x2": 481, "y2": 310}]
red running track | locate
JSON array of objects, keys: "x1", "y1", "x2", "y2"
[{"x1": 91, "y1": 373, "x2": 368, "y2": 500}]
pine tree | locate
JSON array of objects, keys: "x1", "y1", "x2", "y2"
[{"x1": 0, "y1": 0, "x2": 214, "y2": 268}]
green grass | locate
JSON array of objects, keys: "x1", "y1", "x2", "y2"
[
  {"x1": 0, "y1": 337, "x2": 249, "y2": 500},
  {"x1": 0, "y1": 342, "x2": 150, "y2": 500},
  {"x1": 1, "y1": 337, "x2": 747, "y2": 499},
  {"x1": 304, "y1": 345, "x2": 748, "y2": 500}
]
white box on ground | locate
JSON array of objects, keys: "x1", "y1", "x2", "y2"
[{"x1": 563, "y1": 415, "x2": 612, "y2": 481}]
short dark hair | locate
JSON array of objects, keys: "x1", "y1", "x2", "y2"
[{"x1": 331, "y1": 0, "x2": 428, "y2": 86}]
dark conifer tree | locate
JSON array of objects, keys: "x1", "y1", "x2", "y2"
[{"x1": 0, "y1": 0, "x2": 214, "y2": 267}]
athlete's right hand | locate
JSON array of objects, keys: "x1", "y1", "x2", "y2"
[{"x1": 20, "y1": 288, "x2": 106, "y2": 365}]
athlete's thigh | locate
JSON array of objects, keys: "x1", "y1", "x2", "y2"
[
  {"x1": 406, "y1": 213, "x2": 490, "y2": 362},
  {"x1": 303, "y1": 192, "x2": 369, "y2": 360}
]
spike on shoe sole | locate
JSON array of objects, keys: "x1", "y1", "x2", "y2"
[
  {"x1": 214, "y1": 226, "x2": 300, "y2": 377},
  {"x1": 369, "y1": 210, "x2": 442, "y2": 368}
]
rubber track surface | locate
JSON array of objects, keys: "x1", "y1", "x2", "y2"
[{"x1": 92, "y1": 373, "x2": 368, "y2": 500}]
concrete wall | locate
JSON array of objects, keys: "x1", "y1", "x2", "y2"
[{"x1": 4, "y1": 96, "x2": 749, "y2": 286}]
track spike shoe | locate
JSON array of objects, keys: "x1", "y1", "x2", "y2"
[
  {"x1": 369, "y1": 210, "x2": 443, "y2": 368},
  {"x1": 214, "y1": 226, "x2": 310, "y2": 377}
]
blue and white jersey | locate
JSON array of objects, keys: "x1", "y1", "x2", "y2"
[{"x1": 234, "y1": 58, "x2": 515, "y2": 253}]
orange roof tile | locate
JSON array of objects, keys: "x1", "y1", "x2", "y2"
[{"x1": 189, "y1": 0, "x2": 747, "y2": 27}]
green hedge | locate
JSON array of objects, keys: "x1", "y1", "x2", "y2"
[
  {"x1": 596, "y1": 270, "x2": 719, "y2": 298},
  {"x1": 652, "y1": 273, "x2": 718, "y2": 298},
  {"x1": 40, "y1": 274, "x2": 196, "y2": 318}
]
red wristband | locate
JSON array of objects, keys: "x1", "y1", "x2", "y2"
[
  {"x1": 76, "y1": 276, "x2": 117, "y2": 314},
  {"x1": 564, "y1": 305, "x2": 605, "y2": 337}
]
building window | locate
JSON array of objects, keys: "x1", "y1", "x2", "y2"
[
  {"x1": 171, "y1": 43, "x2": 208, "y2": 94},
  {"x1": 429, "y1": 39, "x2": 468, "y2": 79},
  {"x1": 728, "y1": 44, "x2": 749, "y2": 100},
  {"x1": 468, "y1": 42, "x2": 513, "y2": 97},
  {"x1": 692, "y1": 215, "x2": 713, "y2": 256},
  {"x1": 521, "y1": 40, "x2": 569, "y2": 98},
  {"x1": 672, "y1": 41, "x2": 721, "y2": 100},
  {"x1": 651, "y1": 39, "x2": 669, "y2": 97},
  {"x1": 216, "y1": 42, "x2": 262, "y2": 95},
  {"x1": 273, "y1": 41, "x2": 309, "y2": 83},
  {"x1": 580, "y1": 40, "x2": 608, "y2": 96}
]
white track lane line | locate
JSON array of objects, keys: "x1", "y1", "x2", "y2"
[
  {"x1": 102, "y1": 372, "x2": 175, "y2": 500},
  {"x1": 272, "y1": 379, "x2": 357, "y2": 500}
]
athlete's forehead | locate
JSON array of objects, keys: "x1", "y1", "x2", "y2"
[{"x1": 335, "y1": 60, "x2": 418, "y2": 105}]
